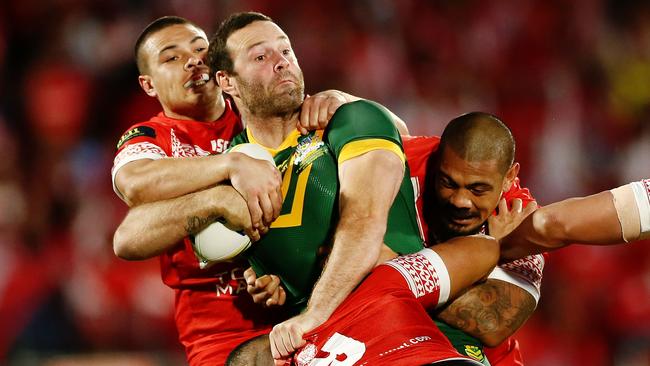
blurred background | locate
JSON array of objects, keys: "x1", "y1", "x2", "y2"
[{"x1": 0, "y1": 0, "x2": 648, "y2": 365}]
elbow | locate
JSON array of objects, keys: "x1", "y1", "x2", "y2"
[
  {"x1": 118, "y1": 180, "x2": 147, "y2": 207},
  {"x1": 113, "y1": 227, "x2": 145, "y2": 260}
]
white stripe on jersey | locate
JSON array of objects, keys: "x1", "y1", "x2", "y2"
[{"x1": 385, "y1": 249, "x2": 451, "y2": 307}]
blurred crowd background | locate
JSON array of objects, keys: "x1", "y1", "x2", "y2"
[{"x1": 0, "y1": 0, "x2": 648, "y2": 365}]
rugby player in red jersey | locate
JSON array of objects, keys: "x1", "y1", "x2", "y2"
[
  {"x1": 111, "y1": 16, "x2": 388, "y2": 365},
  {"x1": 404, "y1": 112, "x2": 543, "y2": 366}
]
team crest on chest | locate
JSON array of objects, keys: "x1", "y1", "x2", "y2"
[{"x1": 294, "y1": 133, "x2": 327, "y2": 173}]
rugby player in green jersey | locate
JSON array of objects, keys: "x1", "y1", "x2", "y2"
[{"x1": 208, "y1": 12, "x2": 426, "y2": 359}]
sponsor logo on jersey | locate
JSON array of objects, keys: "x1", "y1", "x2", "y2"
[
  {"x1": 211, "y1": 138, "x2": 230, "y2": 153},
  {"x1": 294, "y1": 133, "x2": 327, "y2": 173},
  {"x1": 378, "y1": 335, "x2": 433, "y2": 357},
  {"x1": 464, "y1": 345, "x2": 485, "y2": 361},
  {"x1": 212, "y1": 267, "x2": 247, "y2": 296},
  {"x1": 117, "y1": 126, "x2": 156, "y2": 149}
]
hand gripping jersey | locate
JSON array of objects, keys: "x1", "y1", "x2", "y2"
[
  {"x1": 231, "y1": 101, "x2": 424, "y2": 310},
  {"x1": 403, "y1": 135, "x2": 546, "y2": 366},
  {"x1": 293, "y1": 249, "x2": 483, "y2": 366},
  {"x1": 112, "y1": 100, "x2": 280, "y2": 365}
]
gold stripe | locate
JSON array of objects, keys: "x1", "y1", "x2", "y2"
[
  {"x1": 338, "y1": 139, "x2": 405, "y2": 165},
  {"x1": 272, "y1": 160, "x2": 312, "y2": 228},
  {"x1": 246, "y1": 129, "x2": 303, "y2": 157}
]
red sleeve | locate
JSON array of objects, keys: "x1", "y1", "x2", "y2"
[
  {"x1": 485, "y1": 337, "x2": 524, "y2": 366},
  {"x1": 403, "y1": 136, "x2": 441, "y2": 245},
  {"x1": 502, "y1": 177, "x2": 535, "y2": 208}
]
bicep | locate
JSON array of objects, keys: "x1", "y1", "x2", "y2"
[
  {"x1": 436, "y1": 279, "x2": 536, "y2": 347},
  {"x1": 338, "y1": 149, "x2": 404, "y2": 214}
]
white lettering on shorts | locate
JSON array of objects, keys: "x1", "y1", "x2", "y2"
[{"x1": 308, "y1": 333, "x2": 366, "y2": 366}]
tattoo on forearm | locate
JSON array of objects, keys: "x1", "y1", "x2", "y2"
[
  {"x1": 185, "y1": 214, "x2": 219, "y2": 235},
  {"x1": 437, "y1": 280, "x2": 536, "y2": 340}
]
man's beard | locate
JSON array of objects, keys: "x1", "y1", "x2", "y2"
[
  {"x1": 429, "y1": 201, "x2": 484, "y2": 243},
  {"x1": 237, "y1": 71, "x2": 305, "y2": 119}
]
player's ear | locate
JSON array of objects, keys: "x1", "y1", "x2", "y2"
[
  {"x1": 502, "y1": 162, "x2": 520, "y2": 192},
  {"x1": 217, "y1": 71, "x2": 237, "y2": 97},
  {"x1": 139, "y1": 75, "x2": 157, "y2": 97}
]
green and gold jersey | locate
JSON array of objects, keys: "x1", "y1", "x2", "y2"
[
  {"x1": 435, "y1": 320, "x2": 491, "y2": 366},
  {"x1": 231, "y1": 100, "x2": 423, "y2": 309}
]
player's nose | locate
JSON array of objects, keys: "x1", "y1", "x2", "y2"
[
  {"x1": 448, "y1": 190, "x2": 473, "y2": 209},
  {"x1": 185, "y1": 56, "x2": 204, "y2": 70}
]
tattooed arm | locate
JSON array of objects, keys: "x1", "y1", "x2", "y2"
[
  {"x1": 436, "y1": 279, "x2": 536, "y2": 347},
  {"x1": 113, "y1": 185, "x2": 251, "y2": 260}
]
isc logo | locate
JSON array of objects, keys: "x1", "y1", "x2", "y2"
[{"x1": 211, "y1": 139, "x2": 230, "y2": 153}]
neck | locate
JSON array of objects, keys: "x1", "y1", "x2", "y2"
[
  {"x1": 163, "y1": 95, "x2": 226, "y2": 122},
  {"x1": 242, "y1": 110, "x2": 300, "y2": 149}
]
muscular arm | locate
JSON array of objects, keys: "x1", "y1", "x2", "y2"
[
  {"x1": 113, "y1": 185, "x2": 250, "y2": 260},
  {"x1": 268, "y1": 150, "x2": 405, "y2": 359},
  {"x1": 114, "y1": 155, "x2": 232, "y2": 206},
  {"x1": 500, "y1": 191, "x2": 623, "y2": 261},
  {"x1": 436, "y1": 279, "x2": 536, "y2": 347},
  {"x1": 308, "y1": 149, "x2": 404, "y2": 320},
  {"x1": 115, "y1": 153, "x2": 281, "y2": 229}
]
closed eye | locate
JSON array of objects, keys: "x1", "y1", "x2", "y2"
[
  {"x1": 469, "y1": 185, "x2": 492, "y2": 195},
  {"x1": 439, "y1": 177, "x2": 456, "y2": 188}
]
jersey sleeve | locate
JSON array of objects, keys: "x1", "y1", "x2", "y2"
[
  {"x1": 111, "y1": 123, "x2": 168, "y2": 200},
  {"x1": 324, "y1": 100, "x2": 405, "y2": 165},
  {"x1": 383, "y1": 248, "x2": 451, "y2": 309},
  {"x1": 502, "y1": 177, "x2": 535, "y2": 208},
  {"x1": 491, "y1": 177, "x2": 547, "y2": 303},
  {"x1": 488, "y1": 253, "x2": 546, "y2": 304}
]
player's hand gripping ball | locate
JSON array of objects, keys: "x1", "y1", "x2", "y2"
[{"x1": 192, "y1": 143, "x2": 276, "y2": 268}]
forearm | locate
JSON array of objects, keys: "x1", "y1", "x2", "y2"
[
  {"x1": 436, "y1": 279, "x2": 536, "y2": 347},
  {"x1": 306, "y1": 216, "x2": 386, "y2": 320},
  {"x1": 115, "y1": 154, "x2": 232, "y2": 206},
  {"x1": 501, "y1": 191, "x2": 622, "y2": 261},
  {"x1": 113, "y1": 185, "x2": 241, "y2": 260}
]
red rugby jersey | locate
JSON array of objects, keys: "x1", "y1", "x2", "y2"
[
  {"x1": 112, "y1": 100, "x2": 278, "y2": 365},
  {"x1": 403, "y1": 135, "x2": 545, "y2": 366},
  {"x1": 294, "y1": 250, "x2": 480, "y2": 365}
]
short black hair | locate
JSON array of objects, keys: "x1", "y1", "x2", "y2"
[
  {"x1": 438, "y1": 112, "x2": 515, "y2": 174},
  {"x1": 134, "y1": 16, "x2": 200, "y2": 74},
  {"x1": 208, "y1": 12, "x2": 273, "y2": 75}
]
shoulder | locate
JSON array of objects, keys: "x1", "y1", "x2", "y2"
[
  {"x1": 403, "y1": 135, "x2": 440, "y2": 160},
  {"x1": 116, "y1": 121, "x2": 162, "y2": 150},
  {"x1": 325, "y1": 100, "x2": 401, "y2": 156}
]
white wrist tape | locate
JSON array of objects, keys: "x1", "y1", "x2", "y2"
[{"x1": 610, "y1": 179, "x2": 650, "y2": 242}]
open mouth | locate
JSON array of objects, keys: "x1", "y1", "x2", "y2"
[{"x1": 184, "y1": 73, "x2": 210, "y2": 89}]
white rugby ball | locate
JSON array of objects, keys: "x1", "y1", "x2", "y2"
[{"x1": 192, "y1": 143, "x2": 276, "y2": 269}]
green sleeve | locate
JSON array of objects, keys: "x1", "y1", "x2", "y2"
[
  {"x1": 324, "y1": 100, "x2": 402, "y2": 158},
  {"x1": 325, "y1": 100, "x2": 423, "y2": 255}
]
